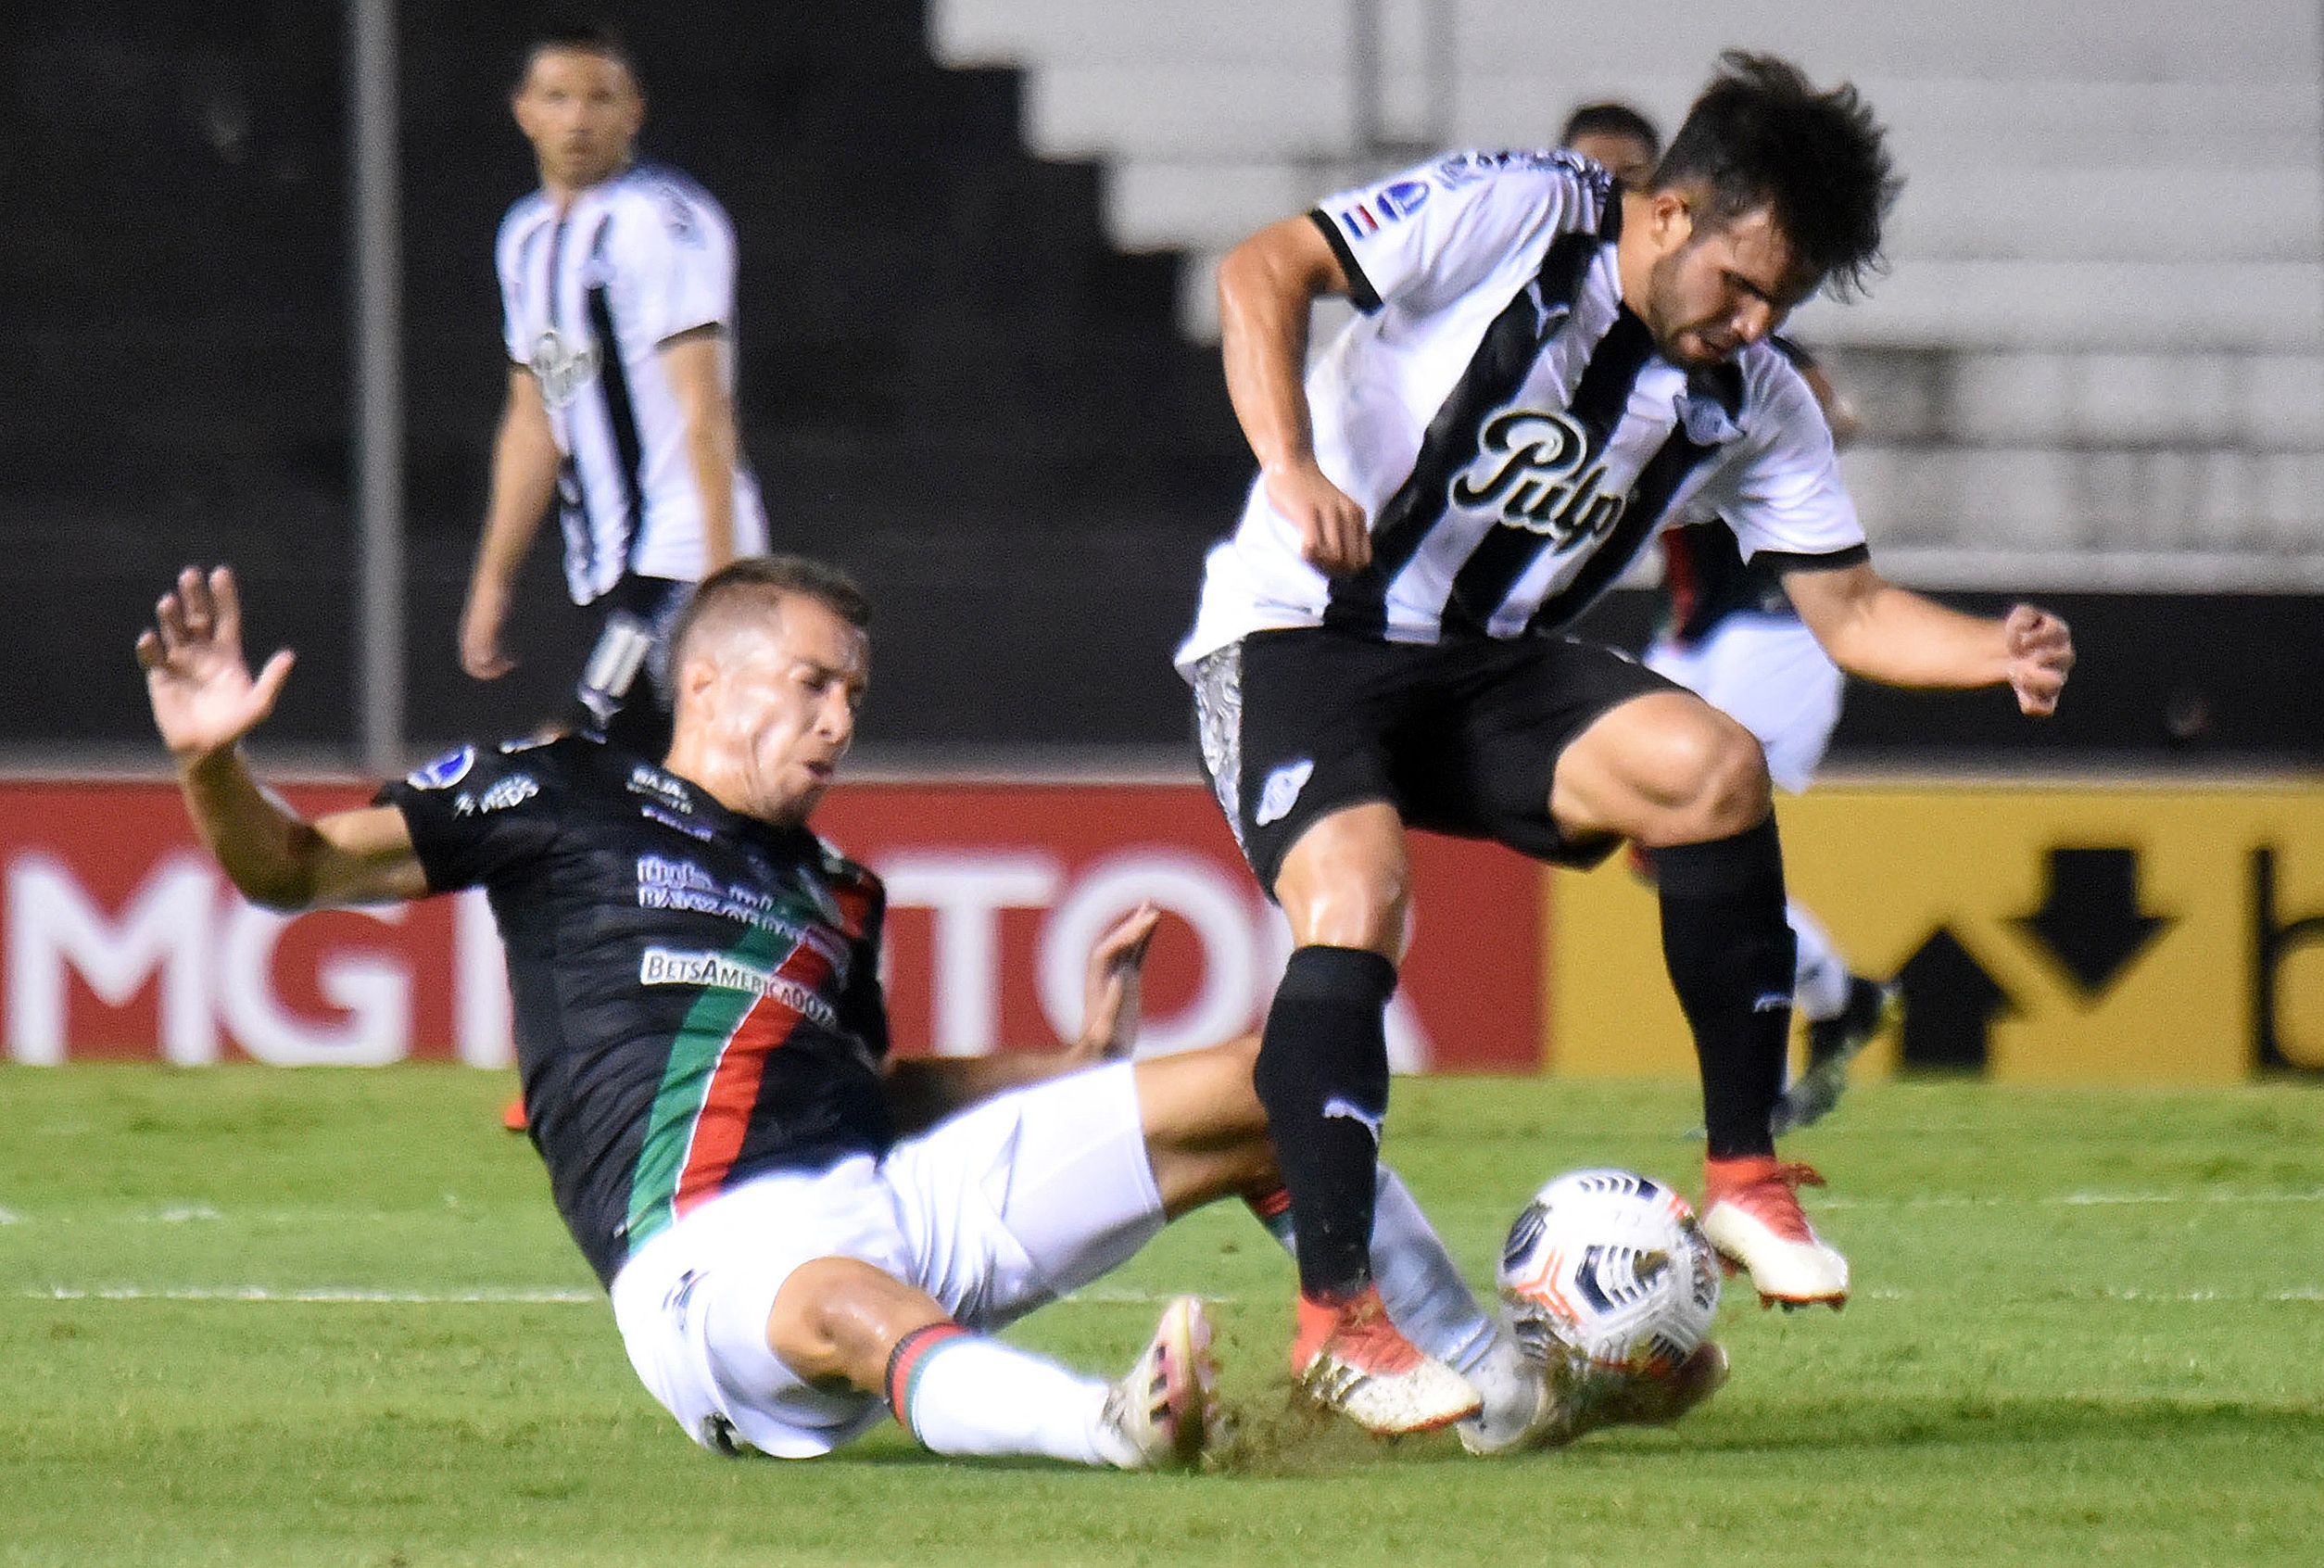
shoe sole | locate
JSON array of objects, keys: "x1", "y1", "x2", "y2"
[
  {"x1": 1154, "y1": 1296, "x2": 1219, "y2": 1468},
  {"x1": 1297, "y1": 1357, "x2": 1483, "y2": 1435}
]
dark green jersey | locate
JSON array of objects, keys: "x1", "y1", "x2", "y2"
[{"x1": 378, "y1": 737, "x2": 890, "y2": 1287}]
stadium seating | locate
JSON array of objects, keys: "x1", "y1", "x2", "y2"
[{"x1": 930, "y1": 0, "x2": 2324, "y2": 576}]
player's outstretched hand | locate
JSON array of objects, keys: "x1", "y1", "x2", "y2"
[
  {"x1": 1264, "y1": 458, "x2": 1371, "y2": 576},
  {"x1": 1072, "y1": 901, "x2": 1163, "y2": 1062},
  {"x1": 2002, "y1": 603, "x2": 2074, "y2": 717},
  {"x1": 135, "y1": 566, "x2": 296, "y2": 767}
]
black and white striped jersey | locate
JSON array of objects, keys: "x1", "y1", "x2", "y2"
[
  {"x1": 1176, "y1": 150, "x2": 1865, "y2": 671},
  {"x1": 496, "y1": 161, "x2": 768, "y2": 606}
]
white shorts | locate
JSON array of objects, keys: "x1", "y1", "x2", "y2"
[
  {"x1": 607, "y1": 1062, "x2": 1162, "y2": 1459},
  {"x1": 1645, "y1": 615, "x2": 1845, "y2": 795}
]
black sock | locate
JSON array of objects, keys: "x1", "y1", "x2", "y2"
[
  {"x1": 1252, "y1": 945, "x2": 1398, "y2": 1303},
  {"x1": 1650, "y1": 816, "x2": 1795, "y2": 1159}
]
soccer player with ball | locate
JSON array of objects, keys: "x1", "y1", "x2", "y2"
[{"x1": 1183, "y1": 51, "x2": 2074, "y2": 1432}]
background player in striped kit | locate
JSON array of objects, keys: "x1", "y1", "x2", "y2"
[
  {"x1": 1563, "y1": 102, "x2": 1900, "y2": 1136},
  {"x1": 459, "y1": 23, "x2": 767, "y2": 764},
  {"x1": 1181, "y1": 55, "x2": 2073, "y2": 1434}
]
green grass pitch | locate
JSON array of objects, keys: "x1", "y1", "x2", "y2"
[{"x1": 3, "y1": 1066, "x2": 2320, "y2": 1567}]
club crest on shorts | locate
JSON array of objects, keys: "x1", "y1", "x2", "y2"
[{"x1": 1254, "y1": 758, "x2": 1315, "y2": 828}]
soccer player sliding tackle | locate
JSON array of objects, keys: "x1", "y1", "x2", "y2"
[{"x1": 139, "y1": 560, "x2": 1690, "y2": 1469}]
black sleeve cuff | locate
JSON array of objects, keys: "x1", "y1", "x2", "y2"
[
  {"x1": 1760, "y1": 543, "x2": 1870, "y2": 575},
  {"x1": 1307, "y1": 209, "x2": 1383, "y2": 313}
]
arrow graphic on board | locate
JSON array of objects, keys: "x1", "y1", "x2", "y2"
[
  {"x1": 1895, "y1": 929, "x2": 2015, "y2": 1071},
  {"x1": 2013, "y1": 846, "x2": 2172, "y2": 994}
]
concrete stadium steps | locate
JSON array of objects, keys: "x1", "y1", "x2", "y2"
[
  {"x1": 937, "y1": 0, "x2": 2322, "y2": 82},
  {"x1": 1100, "y1": 161, "x2": 2322, "y2": 264},
  {"x1": 1838, "y1": 445, "x2": 2324, "y2": 557},
  {"x1": 1825, "y1": 350, "x2": 2324, "y2": 450}
]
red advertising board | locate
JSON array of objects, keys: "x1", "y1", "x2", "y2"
[{"x1": 0, "y1": 777, "x2": 1542, "y2": 1070}]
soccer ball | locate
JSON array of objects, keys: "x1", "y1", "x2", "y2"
[{"x1": 1496, "y1": 1168, "x2": 1721, "y2": 1376}]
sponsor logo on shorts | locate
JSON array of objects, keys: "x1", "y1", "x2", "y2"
[
  {"x1": 1753, "y1": 991, "x2": 1793, "y2": 1014},
  {"x1": 1254, "y1": 758, "x2": 1315, "y2": 828},
  {"x1": 638, "y1": 946, "x2": 839, "y2": 1029}
]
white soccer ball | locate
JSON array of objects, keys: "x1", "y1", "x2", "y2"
[{"x1": 1496, "y1": 1168, "x2": 1722, "y2": 1376}]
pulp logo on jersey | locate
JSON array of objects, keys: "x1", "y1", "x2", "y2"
[
  {"x1": 638, "y1": 947, "x2": 840, "y2": 1029},
  {"x1": 1450, "y1": 409, "x2": 1624, "y2": 545},
  {"x1": 529, "y1": 326, "x2": 600, "y2": 410},
  {"x1": 1254, "y1": 758, "x2": 1314, "y2": 828}
]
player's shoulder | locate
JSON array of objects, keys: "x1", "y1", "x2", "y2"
[
  {"x1": 495, "y1": 190, "x2": 556, "y2": 255},
  {"x1": 383, "y1": 735, "x2": 587, "y2": 824},
  {"x1": 1737, "y1": 338, "x2": 1821, "y2": 423},
  {"x1": 805, "y1": 830, "x2": 883, "y2": 903},
  {"x1": 607, "y1": 161, "x2": 733, "y2": 247},
  {"x1": 1429, "y1": 147, "x2": 1612, "y2": 220}
]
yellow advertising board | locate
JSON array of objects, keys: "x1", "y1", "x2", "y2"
[{"x1": 1546, "y1": 779, "x2": 2324, "y2": 1083}]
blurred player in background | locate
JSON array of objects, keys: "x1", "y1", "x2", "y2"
[
  {"x1": 140, "y1": 561, "x2": 1709, "y2": 1468},
  {"x1": 1563, "y1": 101, "x2": 1900, "y2": 1136},
  {"x1": 1181, "y1": 53, "x2": 2073, "y2": 1431},
  {"x1": 459, "y1": 22, "x2": 766, "y2": 763},
  {"x1": 463, "y1": 22, "x2": 768, "y2": 1131}
]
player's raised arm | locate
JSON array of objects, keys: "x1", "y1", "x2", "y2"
[
  {"x1": 1217, "y1": 216, "x2": 1371, "y2": 575},
  {"x1": 1782, "y1": 561, "x2": 2074, "y2": 715},
  {"x1": 137, "y1": 565, "x2": 429, "y2": 912}
]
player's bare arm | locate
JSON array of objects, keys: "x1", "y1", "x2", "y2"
[
  {"x1": 460, "y1": 367, "x2": 561, "y2": 681},
  {"x1": 661, "y1": 327, "x2": 739, "y2": 573},
  {"x1": 138, "y1": 565, "x2": 429, "y2": 911},
  {"x1": 1784, "y1": 561, "x2": 2074, "y2": 715},
  {"x1": 1217, "y1": 215, "x2": 1371, "y2": 575},
  {"x1": 880, "y1": 903, "x2": 1163, "y2": 1133}
]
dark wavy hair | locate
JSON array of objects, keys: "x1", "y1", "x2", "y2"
[{"x1": 1650, "y1": 52, "x2": 1901, "y2": 299}]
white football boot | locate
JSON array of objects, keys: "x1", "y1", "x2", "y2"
[
  {"x1": 1701, "y1": 1157, "x2": 1850, "y2": 1309},
  {"x1": 1095, "y1": 1296, "x2": 1224, "y2": 1470},
  {"x1": 1294, "y1": 1284, "x2": 1483, "y2": 1435}
]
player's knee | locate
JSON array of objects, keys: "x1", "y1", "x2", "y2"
[
  {"x1": 766, "y1": 1258, "x2": 931, "y2": 1391},
  {"x1": 1636, "y1": 715, "x2": 1769, "y2": 843},
  {"x1": 1277, "y1": 860, "x2": 1410, "y2": 955}
]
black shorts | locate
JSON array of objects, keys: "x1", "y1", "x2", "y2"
[
  {"x1": 565, "y1": 574, "x2": 693, "y2": 761},
  {"x1": 1192, "y1": 626, "x2": 1680, "y2": 892}
]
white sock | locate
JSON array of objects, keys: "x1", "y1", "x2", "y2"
[
  {"x1": 1788, "y1": 900, "x2": 1850, "y2": 1022},
  {"x1": 895, "y1": 1329, "x2": 1121, "y2": 1467},
  {"x1": 1250, "y1": 1168, "x2": 1498, "y2": 1375},
  {"x1": 1370, "y1": 1168, "x2": 1501, "y2": 1374}
]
